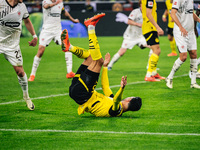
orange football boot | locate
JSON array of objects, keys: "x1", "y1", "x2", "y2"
[
  {"x1": 153, "y1": 73, "x2": 165, "y2": 80},
  {"x1": 66, "y1": 72, "x2": 75, "y2": 79},
  {"x1": 167, "y1": 52, "x2": 177, "y2": 57},
  {"x1": 84, "y1": 13, "x2": 105, "y2": 27},
  {"x1": 144, "y1": 76, "x2": 160, "y2": 82},
  {"x1": 61, "y1": 29, "x2": 70, "y2": 52},
  {"x1": 28, "y1": 75, "x2": 35, "y2": 82}
]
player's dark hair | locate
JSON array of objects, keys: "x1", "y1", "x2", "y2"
[{"x1": 127, "y1": 97, "x2": 142, "y2": 111}]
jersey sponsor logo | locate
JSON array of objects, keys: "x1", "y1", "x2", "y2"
[
  {"x1": 0, "y1": 20, "x2": 20, "y2": 27},
  {"x1": 185, "y1": 9, "x2": 193, "y2": 14},
  {"x1": 148, "y1": 1, "x2": 153, "y2": 7},
  {"x1": 49, "y1": 13, "x2": 60, "y2": 17}
]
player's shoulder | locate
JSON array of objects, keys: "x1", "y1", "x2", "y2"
[
  {"x1": 18, "y1": 2, "x2": 27, "y2": 9},
  {"x1": 43, "y1": 0, "x2": 51, "y2": 4}
]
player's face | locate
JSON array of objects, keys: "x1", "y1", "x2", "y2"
[{"x1": 170, "y1": 0, "x2": 173, "y2": 3}]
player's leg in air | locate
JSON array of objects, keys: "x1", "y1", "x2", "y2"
[
  {"x1": 61, "y1": 13, "x2": 106, "y2": 104},
  {"x1": 53, "y1": 31, "x2": 75, "y2": 79}
]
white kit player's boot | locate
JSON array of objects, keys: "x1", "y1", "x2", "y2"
[
  {"x1": 190, "y1": 83, "x2": 200, "y2": 89},
  {"x1": 165, "y1": 78, "x2": 173, "y2": 89},
  {"x1": 23, "y1": 95, "x2": 35, "y2": 110}
]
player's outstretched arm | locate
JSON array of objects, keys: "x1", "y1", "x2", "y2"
[
  {"x1": 23, "y1": 18, "x2": 38, "y2": 47},
  {"x1": 101, "y1": 53, "x2": 113, "y2": 97},
  {"x1": 64, "y1": 10, "x2": 80, "y2": 23},
  {"x1": 112, "y1": 76, "x2": 127, "y2": 111},
  {"x1": 121, "y1": 76, "x2": 127, "y2": 89}
]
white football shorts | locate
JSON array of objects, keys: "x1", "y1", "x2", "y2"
[
  {"x1": 174, "y1": 31, "x2": 197, "y2": 53},
  {"x1": 121, "y1": 36, "x2": 147, "y2": 49},
  {"x1": 39, "y1": 29, "x2": 62, "y2": 47},
  {"x1": 0, "y1": 46, "x2": 23, "y2": 66}
]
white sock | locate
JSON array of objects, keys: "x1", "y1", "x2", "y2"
[
  {"x1": 190, "y1": 59, "x2": 197, "y2": 85},
  {"x1": 168, "y1": 58, "x2": 184, "y2": 79},
  {"x1": 88, "y1": 25, "x2": 95, "y2": 31},
  {"x1": 18, "y1": 73, "x2": 29, "y2": 99},
  {"x1": 65, "y1": 52, "x2": 73, "y2": 73},
  {"x1": 30, "y1": 56, "x2": 41, "y2": 76},
  {"x1": 146, "y1": 49, "x2": 153, "y2": 69},
  {"x1": 108, "y1": 53, "x2": 120, "y2": 68}
]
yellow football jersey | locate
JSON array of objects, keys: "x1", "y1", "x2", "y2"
[
  {"x1": 165, "y1": 0, "x2": 174, "y2": 28},
  {"x1": 142, "y1": 0, "x2": 157, "y2": 34},
  {"x1": 78, "y1": 90, "x2": 123, "y2": 117}
]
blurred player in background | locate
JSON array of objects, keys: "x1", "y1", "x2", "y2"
[
  {"x1": 107, "y1": 1, "x2": 153, "y2": 71},
  {"x1": 0, "y1": 0, "x2": 37, "y2": 110},
  {"x1": 28, "y1": 0, "x2": 79, "y2": 81},
  {"x1": 142, "y1": 0, "x2": 165, "y2": 82},
  {"x1": 166, "y1": 0, "x2": 200, "y2": 89},
  {"x1": 61, "y1": 14, "x2": 142, "y2": 117},
  {"x1": 162, "y1": 0, "x2": 177, "y2": 57}
]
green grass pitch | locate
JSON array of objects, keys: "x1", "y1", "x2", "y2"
[{"x1": 0, "y1": 36, "x2": 200, "y2": 149}]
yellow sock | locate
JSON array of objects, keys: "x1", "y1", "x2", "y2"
[
  {"x1": 101, "y1": 67, "x2": 113, "y2": 97},
  {"x1": 170, "y1": 38, "x2": 176, "y2": 54},
  {"x1": 198, "y1": 69, "x2": 200, "y2": 73},
  {"x1": 88, "y1": 30, "x2": 102, "y2": 60},
  {"x1": 70, "y1": 46, "x2": 90, "y2": 59},
  {"x1": 147, "y1": 53, "x2": 159, "y2": 75}
]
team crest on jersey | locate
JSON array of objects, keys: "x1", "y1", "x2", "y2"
[
  {"x1": 174, "y1": 1, "x2": 177, "y2": 5},
  {"x1": 155, "y1": 38, "x2": 159, "y2": 43},
  {"x1": 148, "y1": 1, "x2": 153, "y2": 7},
  {"x1": 18, "y1": 11, "x2": 21, "y2": 16},
  {"x1": 181, "y1": 45, "x2": 184, "y2": 49}
]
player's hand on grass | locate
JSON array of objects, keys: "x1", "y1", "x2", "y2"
[
  {"x1": 28, "y1": 37, "x2": 38, "y2": 47},
  {"x1": 103, "y1": 53, "x2": 110, "y2": 67},
  {"x1": 121, "y1": 76, "x2": 127, "y2": 89}
]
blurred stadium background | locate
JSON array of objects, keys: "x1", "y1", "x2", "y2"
[{"x1": 22, "y1": 0, "x2": 200, "y2": 38}]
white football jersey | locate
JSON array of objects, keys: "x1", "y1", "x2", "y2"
[
  {"x1": 172, "y1": 0, "x2": 194, "y2": 33},
  {"x1": 0, "y1": 0, "x2": 29, "y2": 50},
  {"x1": 42, "y1": 0, "x2": 63, "y2": 31},
  {"x1": 123, "y1": 8, "x2": 143, "y2": 39}
]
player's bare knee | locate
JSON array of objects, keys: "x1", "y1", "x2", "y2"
[
  {"x1": 180, "y1": 56, "x2": 187, "y2": 62},
  {"x1": 16, "y1": 69, "x2": 24, "y2": 77}
]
